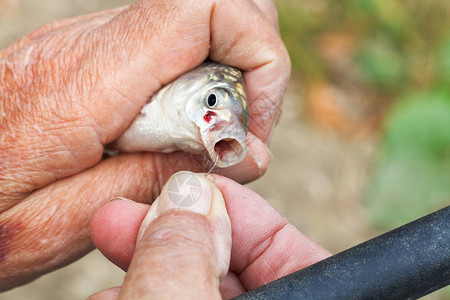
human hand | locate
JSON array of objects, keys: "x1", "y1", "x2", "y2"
[
  {"x1": 0, "y1": 0, "x2": 290, "y2": 290},
  {"x1": 89, "y1": 172, "x2": 330, "y2": 299}
]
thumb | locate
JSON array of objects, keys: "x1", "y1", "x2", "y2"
[{"x1": 119, "y1": 171, "x2": 231, "y2": 299}]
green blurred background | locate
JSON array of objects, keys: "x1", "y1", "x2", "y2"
[
  {"x1": 276, "y1": 0, "x2": 449, "y2": 229},
  {"x1": 0, "y1": 0, "x2": 449, "y2": 299}
]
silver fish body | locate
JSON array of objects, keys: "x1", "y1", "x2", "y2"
[{"x1": 113, "y1": 62, "x2": 250, "y2": 167}]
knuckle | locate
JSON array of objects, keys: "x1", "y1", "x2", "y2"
[{"x1": 143, "y1": 212, "x2": 213, "y2": 251}]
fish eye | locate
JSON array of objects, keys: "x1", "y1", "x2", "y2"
[{"x1": 207, "y1": 93, "x2": 218, "y2": 108}]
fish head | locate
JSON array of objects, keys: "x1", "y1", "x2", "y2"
[{"x1": 186, "y1": 65, "x2": 249, "y2": 168}]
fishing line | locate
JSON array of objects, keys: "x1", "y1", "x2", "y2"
[{"x1": 206, "y1": 155, "x2": 219, "y2": 175}]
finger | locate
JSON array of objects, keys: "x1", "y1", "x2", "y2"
[
  {"x1": 119, "y1": 172, "x2": 231, "y2": 299},
  {"x1": 252, "y1": 0, "x2": 280, "y2": 32},
  {"x1": 1, "y1": 7, "x2": 138, "y2": 210},
  {"x1": 88, "y1": 287, "x2": 121, "y2": 300},
  {"x1": 0, "y1": 6, "x2": 128, "y2": 59},
  {"x1": 91, "y1": 199, "x2": 246, "y2": 299},
  {"x1": 0, "y1": 152, "x2": 205, "y2": 291},
  {"x1": 89, "y1": 198, "x2": 246, "y2": 299},
  {"x1": 208, "y1": 175, "x2": 332, "y2": 291},
  {"x1": 90, "y1": 198, "x2": 149, "y2": 271},
  {"x1": 220, "y1": 272, "x2": 246, "y2": 300}
]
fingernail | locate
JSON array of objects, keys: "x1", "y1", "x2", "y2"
[
  {"x1": 157, "y1": 171, "x2": 213, "y2": 215},
  {"x1": 107, "y1": 196, "x2": 134, "y2": 203},
  {"x1": 136, "y1": 171, "x2": 213, "y2": 242}
]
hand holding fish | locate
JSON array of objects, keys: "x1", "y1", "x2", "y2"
[
  {"x1": 0, "y1": 0, "x2": 291, "y2": 292},
  {"x1": 89, "y1": 173, "x2": 330, "y2": 299}
]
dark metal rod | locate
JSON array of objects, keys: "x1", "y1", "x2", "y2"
[{"x1": 234, "y1": 206, "x2": 450, "y2": 300}]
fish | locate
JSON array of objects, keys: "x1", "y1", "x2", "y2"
[{"x1": 111, "y1": 62, "x2": 250, "y2": 168}]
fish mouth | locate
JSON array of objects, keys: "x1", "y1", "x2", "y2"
[
  {"x1": 200, "y1": 116, "x2": 248, "y2": 168},
  {"x1": 212, "y1": 138, "x2": 246, "y2": 167},
  {"x1": 202, "y1": 133, "x2": 246, "y2": 168}
]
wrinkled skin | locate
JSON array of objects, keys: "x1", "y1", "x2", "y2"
[{"x1": 0, "y1": 0, "x2": 327, "y2": 297}]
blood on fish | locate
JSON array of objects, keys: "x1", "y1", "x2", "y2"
[
  {"x1": 0, "y1": 221, "x2": 23, "y2": 262},
  {"x1": 203, "y1": 111, "x2": 216, "y2": 123}
]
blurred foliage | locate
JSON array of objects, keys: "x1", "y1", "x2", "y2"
[
  {"x1": 276, "y1": 0, "x2": 450, "y2": 91},
  {"x1": 275, "y1": 0, "x2": 449, "y2": 222},
  {"x1": 365, "y1": 89, "x2": 450, "y2": 227}
]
